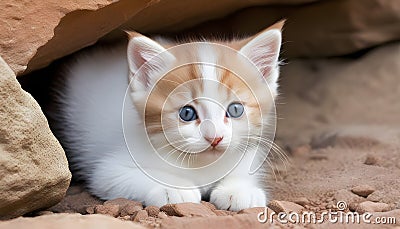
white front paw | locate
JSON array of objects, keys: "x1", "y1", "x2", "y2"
[
  {"x1": 210, "y1": 185, "x2": 266, "y2": 211},
  {"x1": 144, "y1": 186, "x2": 201, "y2": 207}
]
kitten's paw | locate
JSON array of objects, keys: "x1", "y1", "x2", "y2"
[
  {"x1": 210, "y1": 185, "x2": 266, "y2": 211},
  {"x1": 144, "y1": 186, "x2": 201, "y2": 207}
]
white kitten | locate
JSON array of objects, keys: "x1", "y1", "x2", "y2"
[{"x1": 48, "y1": 21, "x2": 283, "y2": 211}]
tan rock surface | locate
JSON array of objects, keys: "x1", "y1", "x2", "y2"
[
  {"x1": 0, "y1": 0, "x2": 155, "y2": 75},
  {"x1": 160, "y1": 203, "x2": 216, "y2": 217},
  {"x1": 185, "y1": 0, "x2": 400, "y2": 58},
  {"x1": 0, "y1": 214, "x2": 146, "y2": 229},
  {"x1": 0, "y1": 56, "x2": 71, "y2": 219}
]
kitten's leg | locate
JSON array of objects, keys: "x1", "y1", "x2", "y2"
[
  {"x1": 88, "y1": 158, "x2": 201, "y2": 207},
  {"x1": 209, "y1": 150, "x2": 268, "y2": 211}
]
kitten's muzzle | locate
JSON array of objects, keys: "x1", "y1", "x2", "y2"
[{"x1": 205, "y1": 136, "x2": 223, "y2": 147}]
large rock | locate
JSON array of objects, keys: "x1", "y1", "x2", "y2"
[
  {"x1": 3, "y1": 0, "x2": 399, "y2": 75},
  {"x1": 0, "y1": 0, "x2": 155, "y2": 75},
  {"x1": 186, "y1": 0, "x2": 400, "y2": 58},
  {"x1": 0, "y1": 0, "x2": 315, "y2": 76},
  {"x1": 0, "y1": 214, "x2": 146, "y2": 229},
  {"x1": 0, "y1": 56, "x2": 71, "y2": 219}
]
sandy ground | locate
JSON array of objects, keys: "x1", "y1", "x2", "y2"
[{"x1": 11, "y1": 42, "x2": 400, "y2": 228}]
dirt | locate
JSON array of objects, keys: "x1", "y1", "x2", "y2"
[{"x1": 11, "y1": 43, "x2": 400, "y2": 228}]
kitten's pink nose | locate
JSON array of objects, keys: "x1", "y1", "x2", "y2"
[{"x1": 205, "y1": 137, "x2": 223, "y2": 147}]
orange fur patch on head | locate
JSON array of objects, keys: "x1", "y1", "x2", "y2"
[{"x1": 144, "y1": 64, "x2": 202, "y2": 133}]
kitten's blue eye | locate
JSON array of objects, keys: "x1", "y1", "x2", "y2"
[
  {"x1": 179, "y1": 106, "x2": 197, "y2": 122},
  {"x1": 226, "y1": 103, "x2": 244, "y2": 118}
]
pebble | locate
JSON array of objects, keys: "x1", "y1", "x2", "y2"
[
  {"x1": 267, "y1": 200, "x2": 304, "y2": 213},
  {"x1": 158, "y1": 211, "x2": 169, "y2": 219},
  {"x1": 356, "y1": 201, "x2": 391, "y2": 214},
  {"x1": 293, "y1": 197, "x2": 310, "y2": 207},
  {"x1": 334, "y1": 189, "x2": 363, "y2": 204},
  {"x1": 94, "y1": 204, "x2": 120, "y2": 217},
  {"x1": 132, "y1": 209, "x2": 148, "y2": 222},
  {"x1": 145, "y1": 205, "x2": 160, "y2": 217},
  {"x1": 351, "y1": 185, "x2": 375, "y2": 197},
  {"x1": 160, "y1": 203, "x2": 216, "y2": 217},
  {"x1": 201, "y1": 201, "x2": 216, "y2": 211},
  {"x1": 364, "y1": 154, "x2": 379, "y2": 165},
  {"x1": 120, "y1": 203, "x2": 142, "y2": 217},
  {"x1": 85, "y1": 206, "x2": 95, "y2": 214}
]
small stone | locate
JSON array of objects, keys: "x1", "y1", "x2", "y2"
[
  {"x1": 334, "y1": 189, "x2": 363, "y2": 204},
  {"x1": 86, "y1": 206, "x2": 95, "y2": 214},
  {"x1": 356, "y1": 201, "x2": 391, "y2": 214},
  {"x1": 158, "y1": 211, "x2": 169, "y2": 219},
  {"x1": 268, "y1": 200, "x2": 303, "y2": 213},
  {"x1": 364, "y1": 154, "x2": 379, "y2": 165},
  {"x1": 349, "y1": 202, "x2": 359, "y2": 212},
  {"x1": 120, "y1": 203, "x2": 142, "y2": 217},
  {"x1": 160, "y1": 203, "x2": 216, "y2": 217},
  {"x1": 351, "y1": 185, "x2": 375, "y2": 197},
  {"x1": 145, "y1": 206, "x2": 160, "y2": 217},
  {"x1": 94, "y1": 204, "x2": 120, "y2": 217},
  {"x1": 293, "y1": 197, "x2": 310, "y2": 207},
  {"x1": 237, "y1": 207, "x2": 266, "y2": 214},
  {"x1": 201, "y1": 201, "x2": 216, "y2": 211},
  {"x1": 213, "y1": 210, "x2": 229, "y2": 216},
  {"x1": 132, "y1": 209, "x2": 148, "y2": 222}
]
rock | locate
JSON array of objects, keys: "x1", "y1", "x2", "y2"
[
  {"x1": 333, "y1": 189, "x2": 364, "y2": 206},
  {"x1": 0, "y1": 56, "x2": 71, "y2": 219},
  {"x1": 157, "y1": 211, "x2": 169, "y2": 219},
  {"x1": 293, "y1": 197, "x2": 310, "y2": 207},
  {"x1": 187, "y1": 0, "x2": 400, "y2": 59},
  {"x1": 145, "y1": 206, "x2": 160, "y2": 217},
  {"x1": 160, "y1": 203, "x2": 216, "y2": 217},
  {"x1": 0, "y1": 0, "x2": 156, "y2": 75},
  {"x1": 367, "y1": 190, "x2": 386, "y2": 202},
  {"x1": 103, "y1": 198, "x2": 142, "y2": 217},
  {"x1": 94, "y1": 204, "x2": 120, "y2": 217},
  {"x1": 120, "y1": 204, "x2": 143, "y2": 217},
  {"x1": 132, "y1": 210, "x2": 148, "y2": 222},
  {"x1": 86, "y1": 206, "x2": 95, "y2": 214},
  {"x1": 49, "y1": 191, "x2": 103, "y2": 214},
  {"x1": 237, "y1": 207, "x2": 266, "y2": 214},
  {"x1": 201, "y1": 201, "x2": 216, "y2": 211},
  {"x1": 0, "y1": 214, "x2": 146, "y2": 229},
  {"x1": 364, "y1": 154, "x2": 379, "y2": 165},
  {"x1": 351, "y1": 185, "x2": 375, "y2": 197},
  {"x1": 356, "y1": 201, "x2": 391, "y2": 214},
  {"x1": 267, "y1": 200, "x2": 303, "y2": 213}
]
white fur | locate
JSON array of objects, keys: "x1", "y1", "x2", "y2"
[{"x1": 49, "y1": 29, "x2": 281, "y2": 211}]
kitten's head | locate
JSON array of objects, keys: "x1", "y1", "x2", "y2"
[{"x1": 126, "y1": 22, "x2": 283, "y2": 167}]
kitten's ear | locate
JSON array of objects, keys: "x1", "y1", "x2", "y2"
[
  {"x1": 239, "y1": 21, "x2": 283, "y2": 86},
  {"x1": 126, "y1": 31, "x2": 175, "y2": 90}
]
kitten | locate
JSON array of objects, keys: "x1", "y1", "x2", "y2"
[{"x1": 48, "y1": 21, "x2": 283, "y2": 211}]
